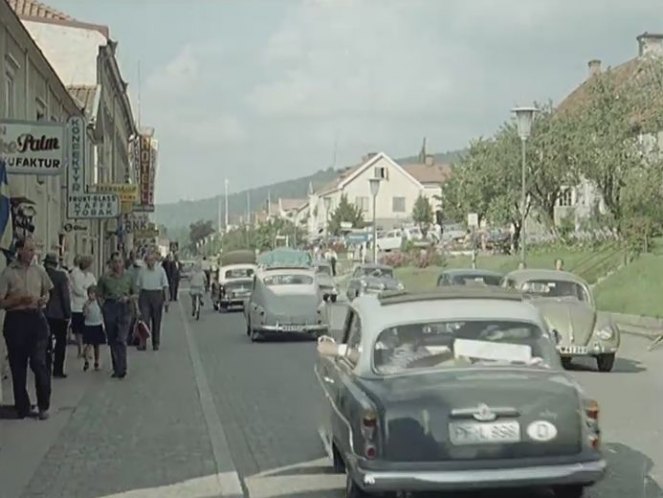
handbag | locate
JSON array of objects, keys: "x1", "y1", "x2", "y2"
[{"x1": 133, "y1": 319, "x2": 151, "y2": 342}]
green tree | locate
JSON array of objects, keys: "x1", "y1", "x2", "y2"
[
  {"x1": 189, "y1": 220, "x2": 215, "y2": 250},
  {"x1": 411, "y1": 194, "x2": 434, "y2": 236},
  {"x1": 327, "y1": 194, "x2": 364, "y2": 236}
]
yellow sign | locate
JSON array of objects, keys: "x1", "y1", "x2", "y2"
[
  {"x1": 121, "y1": 200, "x2": 134, "y2": 214},
  {"x1": 95, "y1": 184, "x2": 139, "y2": 204}
]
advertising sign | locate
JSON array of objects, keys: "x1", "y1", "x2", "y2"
[
  {"x1": 135, "y1": 135, "x2": 156, "y2": 212},
  {"x1": 0, "y1": 119, "x2": 65, "y2": 175},
  {"x1": 94, "y1": 183, "x2": 138, "y2": 203},
  {"x1": 67, "y1": 194, "x2": 120, "y2": 219},
  {"x1": 66, "y1": 116, "x2": 85, "y2": 194}
]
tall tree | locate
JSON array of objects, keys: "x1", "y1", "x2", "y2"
[
  {"x1": 411, "y1": 194, "x2": 434, "y2": 236},
  {"x1": 189, "y1": 220, "x2": 215, "y2": 247},
  {"x1": 327, "y1": 194, "x2": 364, "y2": 236}
]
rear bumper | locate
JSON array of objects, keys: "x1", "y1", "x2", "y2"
[
  {"x1": 219, "y1": 297, "x2": 248, "y2": 306},
  {"x1": 557, "y1": 343, "x2": 618, "y2": 357},
  {"x1": 353, "y1": 459, "x2": 606, "y2": 492}
]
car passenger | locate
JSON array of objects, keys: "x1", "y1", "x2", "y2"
[{"x1": 377, "y1": 326, "x2": 432, "y2": 373}]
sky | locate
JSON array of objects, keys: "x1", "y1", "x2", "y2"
[{"x1": 47, "y1": 0, "x2": 663, "y2": 204}]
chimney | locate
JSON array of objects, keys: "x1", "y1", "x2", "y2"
[
  {"x1": 588, "y1": 59, "x2": 601, "y2": 77},
  {"x1": 637, "y1": 32, "x2": 663, "y2": 57},
  {"x1": 362, "y1": 152, "x2": 378, "y2": 162},
  {"x1": 424, "y1": 154, "x2": 435, "y2": 167}
]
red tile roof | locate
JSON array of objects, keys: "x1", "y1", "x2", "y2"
[
  {"x1": 8, "y1": 0, "x2": 73, "y2": 21},
  {"x1": 403, "y1": 162, "x2": 452, "y2": 184},
  {"x1": 316, "y1": 164, "x2": 362, "y2": 196}
]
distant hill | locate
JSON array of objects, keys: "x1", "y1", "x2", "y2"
[{"x1": 155, "y1": 149, "x2": 466, "y2": 231}]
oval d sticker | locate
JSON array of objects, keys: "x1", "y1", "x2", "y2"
[{"x1": 527, "y1": 421, "x2": 557, "y2": 442}]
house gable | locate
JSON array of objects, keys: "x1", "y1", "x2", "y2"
[{"x1": 338, "y1": 152, "x2": 423, "y2": 191}]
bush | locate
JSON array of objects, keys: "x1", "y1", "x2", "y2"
[{"x1": 379, "y1": 251, "x2": 410, "y2": 268}]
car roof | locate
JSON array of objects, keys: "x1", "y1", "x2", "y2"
[
  {"x1": 221, "y1": 263, "x2": 257, "y2": 269},
  {"x1": 504, "y1": 269, "x2": 589, "y2": 286},
  {"x1": 356, "y1": 263, "x2": 393, "y2": 270},
  {"x1": 441, "y1": 268, "x2": 503, "y2": 277},
  {"x1": 352, "y1": 288, "x2": 543, "y2": 341},
  {"x1": 258, "y1": 267, "x2": 315, "y2": 277}
]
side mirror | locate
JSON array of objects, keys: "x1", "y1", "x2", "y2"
[
  {"x1": 317, "y1": 336, "x2": 343, "y2": 357},
  {"x1": 552, "y1": 329, "x2": 562, "y2": 344}
]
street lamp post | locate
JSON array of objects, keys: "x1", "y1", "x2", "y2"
[
  {"x1": 369, "y1": 178, "x2": 381, "y2": 264},
  {"x1": 511, "y1": 106, "x2": 538, "y2": 266},
  {"x1": 323, "y1": 197, "x2": 331, "y2": 237}
]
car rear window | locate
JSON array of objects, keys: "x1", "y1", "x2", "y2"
[
  {"x1": 362, "y1": 267, "x2": 393, "y2": 278},
  {"x1": 225, "y1": 268, "x2": 254, "y2": 279},
  {"x1": 521, "y1": 279, "x2": 589, "y2": 302},
  {"x1": 316, "y1": 265, "x2": 332, "y2": 275},
  {"x1": 450, "y1": 274, "x2": 502, "y2": 286},
  {"x1": 263, "y1": 274, "x2": 314, "y2": 286},
  {"x1": 373, "y1": 320, "x2": 556, "y2": 374}
]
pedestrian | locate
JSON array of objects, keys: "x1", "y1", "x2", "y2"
[
  {"x1": 69, "y1": 255, "x2": 96, "y2": 358},
  {"x1": 136, "y1": 251, "x2": 169, "y2": 351},
  {"x1": 555, "y1": 258, "x2": 564, "y2": 271},
  {"x1": 201, "y1": 256, "x2": 212, "y2": 292},
  {"x1": 189, "y1": 263, "x2": 207, "y2": 315},
  {"x1": 43, "y1": 253, "x2": 72, "y2": 378},
  {"x1": 97, "y1": 252, "x2": 137, "y2": 379},
  {"x1": 0, "y1": 238, "x2": 54, "y2": 420},
  {"x1": 171, "y1": 254, "x2": 181, "y2": 300},
  {"x1": 163, "y1": 253, "x2": 175, "y2": 300},
  {"x1": 330, "y1": 247, "x2": 338, "y2": 276},
  {"x1": 82, "y1": 285, "x2": 105, "y2": 371}
]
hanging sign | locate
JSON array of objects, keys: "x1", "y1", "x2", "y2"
[
  {"x1": 67, "y1": 193, "x2": 120, "y2": 219},
  {"x1": 0, "y1": 119, "x2": 65, "y2": 175}
]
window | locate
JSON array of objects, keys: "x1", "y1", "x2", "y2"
[
  {"x1": 392, "y1": 196, "x2": 406, "y2": 213},
  {"x1": 4, "y1": 71, "x2": 15, "y2": 118},
  {"x1": 558, "y1": 187, "x2": 574, "y2": 207},
  {"x1": 374, "y1": 166, "x2": 387, "y2": 179},
  {"x1": 354, "y1": 196, "x2": 369, "y2": 212},
  {"x1": 521, "y1": 279, "x2": 590, "y2": 303},
  {"x1": 263, "y1": 274, "x2": 314, "y2": 286}
]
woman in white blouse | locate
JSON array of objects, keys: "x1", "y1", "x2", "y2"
[{"x1": 69, "y1": 255, "x2": 97, "y2": 358}]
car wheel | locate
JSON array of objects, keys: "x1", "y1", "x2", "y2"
[
  {"x1": 553, "y1": 485, "x2": 585, "y2": 498},
  {"x1": 596, "y1": 353, "x2": 615, "y2": 372},
  {"x1": 332, "y1": 443, "x2": 345, "y2": 473},
  {"x1": 561, "y1": 357, "x2": 573, "y2": 369},
  {"x1": 331, "y1": 295, "x2": 337, "y2": 303},
  {"x1": 213, "y1": 302, "x2": 219, "y2": 311},
  {"x1": 345, "y1": 472, "x2": 372, "y2": 498}
]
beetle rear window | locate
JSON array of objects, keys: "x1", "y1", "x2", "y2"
[
  {"x1": 263, "y1": 274, "x2": 314, "y2": 285},
  {"x1": 521, "y1": 279, "x2": 589, "y2": 302},
  {"x1": 225, "y1": 268, "x2": 254, "y2": 279},
  {"x1": 373, "y1": 320, "x2": 557, "y2": 374}
]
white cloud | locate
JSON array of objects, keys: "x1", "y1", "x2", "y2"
[
  {"x1": 247, "y1": 0, "x2": 467, "y2": 118},
  {"x1": 145, "y1": 44, "x2": 200, "y2": 97}
]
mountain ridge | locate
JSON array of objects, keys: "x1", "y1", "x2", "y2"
[{"x1": 155, "y1": 149, "x2": 466, "y2": 230}]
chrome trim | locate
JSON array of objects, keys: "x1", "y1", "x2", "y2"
[
  {"x1": 259, "y1": 324, "x2": 328, "y2": 332},
  {"x1": 357, "y1": 459, "x2": 607, "y2": 492},
  {"x1": 451, "y1": 405, "x2": 519, "y2": 421}
]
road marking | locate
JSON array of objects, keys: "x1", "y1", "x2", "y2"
[
  {"x1": 96, "y1": 473, "x2": 240, "y2": 498},
  {"x1": 178, "y1": 301, "x2": 245, "y2": 497},
  {"x1": 244, "y1": 457, "x2": 343, "y2": 497}
]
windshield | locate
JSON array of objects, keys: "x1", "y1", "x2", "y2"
[
  {"x1": 316, "y1": 264, "x2": 332, "y2": 275},
  {"x1": 258, "y1": 249, "x2": 312, "y2": 268},
  {"x1": 521, "y1": 279, "x2": 590, "y2": 302},
  {"x1": 450, "y1": 274, "x2": 501, "y2": 286},
  {"x1": 373, "y1": 320, "x2": 556, "y2": 374},
  {"x1": 263, "y1": 274, "x2": 314, "y2": 286},
  {"x1": 225, "y1": 268, "x2": 254, "y2": 279},
  {"x1": 362, "y1": 267, "x2": 394, "y2": 278}
]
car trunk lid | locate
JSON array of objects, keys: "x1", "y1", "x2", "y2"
[
  {"x1": 360, "y1": 369, "x2": 582, "y2": 462},
  {"x1": 530, "y1": 298, "x2": 596, "y2": 346}
]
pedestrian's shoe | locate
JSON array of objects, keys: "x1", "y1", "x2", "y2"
[
  {"x1": 111, "y1": 372, "x2": 119, "y2": 378},
  {"x1": 53, "y1": 372, "x2": 68, "y2": 379},
  {"x1": 94, "y1": 362, "x2": 100, "y2": 371},
  {"x1": 83, "y1": 361, "x2": 90, "y2": 371},
  {"x1": 117, "y1": 372, "x2": 126, "y2": 379},
  {"x1": 17, "y1": 408, "x2": 38, "y2": 419},
  {"x1": 153, "y1": 344, "x2": 160, "y2": 351},
  {"x1": 38, "y1": 410, "x2": 50, "y2": 421}
]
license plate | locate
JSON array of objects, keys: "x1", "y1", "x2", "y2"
[
  {"x1": 281, "y1": 325, "x2": 305, "y2": 332},
  {"x1": 559, "y1": 345, "x2": 588, "y2": 355},
  {"x1": 449, "y1": 421, "x2": 521, "y2": 445}
]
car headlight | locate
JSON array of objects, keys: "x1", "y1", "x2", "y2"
[
  {"x1": 596, "y1": 327, "x2": 614, "y2": 341},
  {"x1": 397, "y1": 282, "x2": 405, "y2": 290}
]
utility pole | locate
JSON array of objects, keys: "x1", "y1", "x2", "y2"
[{"x1": 224, "y1": 179, "x2": 229, "y2": 231}]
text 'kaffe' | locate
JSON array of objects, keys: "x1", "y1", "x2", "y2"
[{"x1": 68, "y1": 194, "x2": 117, "y2": 218}]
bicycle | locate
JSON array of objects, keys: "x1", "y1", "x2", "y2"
[{"x1": 192, "y1": 293, "x2": 201, "y2": 321}]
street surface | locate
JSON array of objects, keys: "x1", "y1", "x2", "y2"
[{"x1": 1, "y1": 290, "x2": 662, "y2": 498}]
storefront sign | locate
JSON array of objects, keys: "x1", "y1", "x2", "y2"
[
  {"x1": 63, "y1": 222, "x2": 88, "y2": 232},
  {"x1": 94, "y1": 183, "x2": 138, "y2": 203},
  {"x1": 66, "y1": 116, "x2": 85, "y2": 193},
  {"x1": 68, "y1": 194, "x2": 120, "y2": 219},
  {"x1": 0, "y1": 119, "x2": 65, "y2": 175},
  {"x1": 135, "y1": 135, "x2": 156, "y2": 212}
]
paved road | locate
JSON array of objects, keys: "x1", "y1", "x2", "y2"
[{"x1": 1, "y1": 294, "x2": 662, "y2": 498}]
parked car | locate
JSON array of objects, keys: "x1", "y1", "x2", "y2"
[
  {"x1": 437, "y1": 268, "x2": 503, "y2": 287},
  {"x1": 212, "y1": 250, "x2": 257, "y2": 312},
  {"x1": 502, "y1": 269, "x2": 620, "y2": 372},
  {"x1": 314, "y1": 260, "x2": 338, "y2": 303},
  {"x1": 346, "y1": 264, "x2": 403, "y2": 300},
  {"x1": 315, "y1": 287, "x2": 606, "y2": 498},
  {"x1": 374, "y1": 230, "x2": 403, "y2": 252},
  {"x1": 244, "y1": 266, "x2": 328, "y2": 342}
]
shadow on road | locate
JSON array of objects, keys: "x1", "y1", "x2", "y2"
[
  {"x1": 566, "y1": 357, "x2": 646, "y2": 374},
  {"x1": 599, "y1": 442, "x2": 661, "y2": 498}
]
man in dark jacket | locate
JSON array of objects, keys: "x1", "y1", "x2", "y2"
[{"x1": 44, "y1": 253, "x2": 72, "y2": 378}]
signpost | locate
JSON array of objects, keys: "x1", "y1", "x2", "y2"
[{"x1": 66, "y1": 116, "x2": 120, "y2": 220}]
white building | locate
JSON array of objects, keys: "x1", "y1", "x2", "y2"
[
  {"x1": 10, "y1": 0, "x2": 138, "y2": 271},
  {"x1": 307, "y1": 152, "x2": 450, "y2": 236},
  {"x1": 0, "y1": 0, "x2": 86, "y2": 264}
]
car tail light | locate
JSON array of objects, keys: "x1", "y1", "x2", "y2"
[
  {"x1": 361, "y1": 411, "x2": 377, "y2": 441},
  {"x1": 364, "y1": 443, "x2": 377, "y2": 459}
]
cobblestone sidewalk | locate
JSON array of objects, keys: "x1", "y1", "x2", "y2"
[{"x1": 0, "y1": 306, "x2": 218, "y2": 498}]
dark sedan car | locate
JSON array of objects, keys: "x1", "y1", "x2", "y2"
[
  {"x1": 437, "y1": 268, "x2": 503, "y2": 287},
  {"x1": 315, "y1": 288, "x2": 606, "y2": 498}
]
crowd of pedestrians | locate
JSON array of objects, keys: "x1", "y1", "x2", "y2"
[{"x1": 0, "y1": 237, "x2": 183, "y2": 421}]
